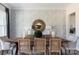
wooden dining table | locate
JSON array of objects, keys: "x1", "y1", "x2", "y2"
[{"x1": 2, "y1": 36, "x2": 71, "y2": 55}]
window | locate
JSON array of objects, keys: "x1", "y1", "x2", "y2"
[
  {"x1": 0, "y1": 4, "x2": 9, "y2": 37},
  {"x1": 0, "y1": 10, "x2": 7, "y2": 37}
]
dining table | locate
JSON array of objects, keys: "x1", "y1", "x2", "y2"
[{"x1": 2, "y1": 36, "x2": 71, "y2": 55}]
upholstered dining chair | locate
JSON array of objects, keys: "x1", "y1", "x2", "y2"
[
  {"x1": 63, "y1": 41, "x2": 77, "y2": 55},
  {"x1": 33, "y1": 38, "x2": 46, "y2": 55},
  {"x1": 0, "y1": 39, "x2": 14, "y2": 55},
  {"x1": 18, "y1": 39, "x2": 31, "y2": 55},
  {"x1": 49, "y1": 38, "x2": 61, "y2": 55}
]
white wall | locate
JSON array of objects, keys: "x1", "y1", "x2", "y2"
[
  {"x1": 10, "y1": 9, "x2": 66, "y2": 39},
  {"x1": 66, "y1": 4, "x2": 79, "y2": 39},
  {"x1": 66, "y1": 4, "x2": 79, "y2": 50}
]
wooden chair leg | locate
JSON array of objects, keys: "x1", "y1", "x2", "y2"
[
  {"x1": 49, "y1": 49, "x2": 51, "y2": 55},
  {"x1": 59, "y1": 51, "x2": 61, "y2": 55},
  {"x1": 44, "y1": 52, "x2": 46, "y2": 55}
]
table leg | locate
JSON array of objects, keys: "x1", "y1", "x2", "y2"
[
  {"x1": 15, "y1": 42, "x2": 18, "y2": 55},
  {"x1": 1, "y1": 50, "x2": 4, "y2": 55}
]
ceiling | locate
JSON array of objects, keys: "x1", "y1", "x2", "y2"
[{"x1": 4, "y1": 3, "x2": 70, "y2": 9}]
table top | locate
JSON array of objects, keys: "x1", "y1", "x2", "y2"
[{"x1": 1, "y1": 36, "x2": 71, "y2": 43}]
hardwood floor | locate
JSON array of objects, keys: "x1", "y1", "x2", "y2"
[{"x1": 0, "y1": 49, "x2": 79, "y2": 55}]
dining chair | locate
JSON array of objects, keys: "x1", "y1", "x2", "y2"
[
  {"x1": 0, "y1": 39, "x2": 14, "y2": 55},
  {"x1": 33, "y1": 38, "x2": 46, "y2": 55},
  {"x1": 18, "y1": 39, "x2": 31, "y2": 55},
  {"x1": 63, "y1": 41, "x2": 77, "y2": 55},
  {"x1": 49, "y1": 38, "x2": 61, "y2": 55}
]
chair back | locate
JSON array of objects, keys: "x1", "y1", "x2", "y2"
[
  {"x1": 0, "y1": 39, "x2": 10, "y2": 50},
  {"x1": 18, "y1": 39, "x2": 31, "y2": 54},
  {"x1": 49, "y1": 38, "x2": 61, "y2": 52},
  {"x1": 34, "y1": 38, "x2": 46, "y2": 53}
]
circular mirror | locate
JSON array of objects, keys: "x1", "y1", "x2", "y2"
[{"x1": 32, "y1": 19, "x2": 46, "y2": 31}]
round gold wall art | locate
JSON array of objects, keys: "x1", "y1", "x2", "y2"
[{"x1": 32, "y1": 19, "x2": 46, "y2": 31}]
